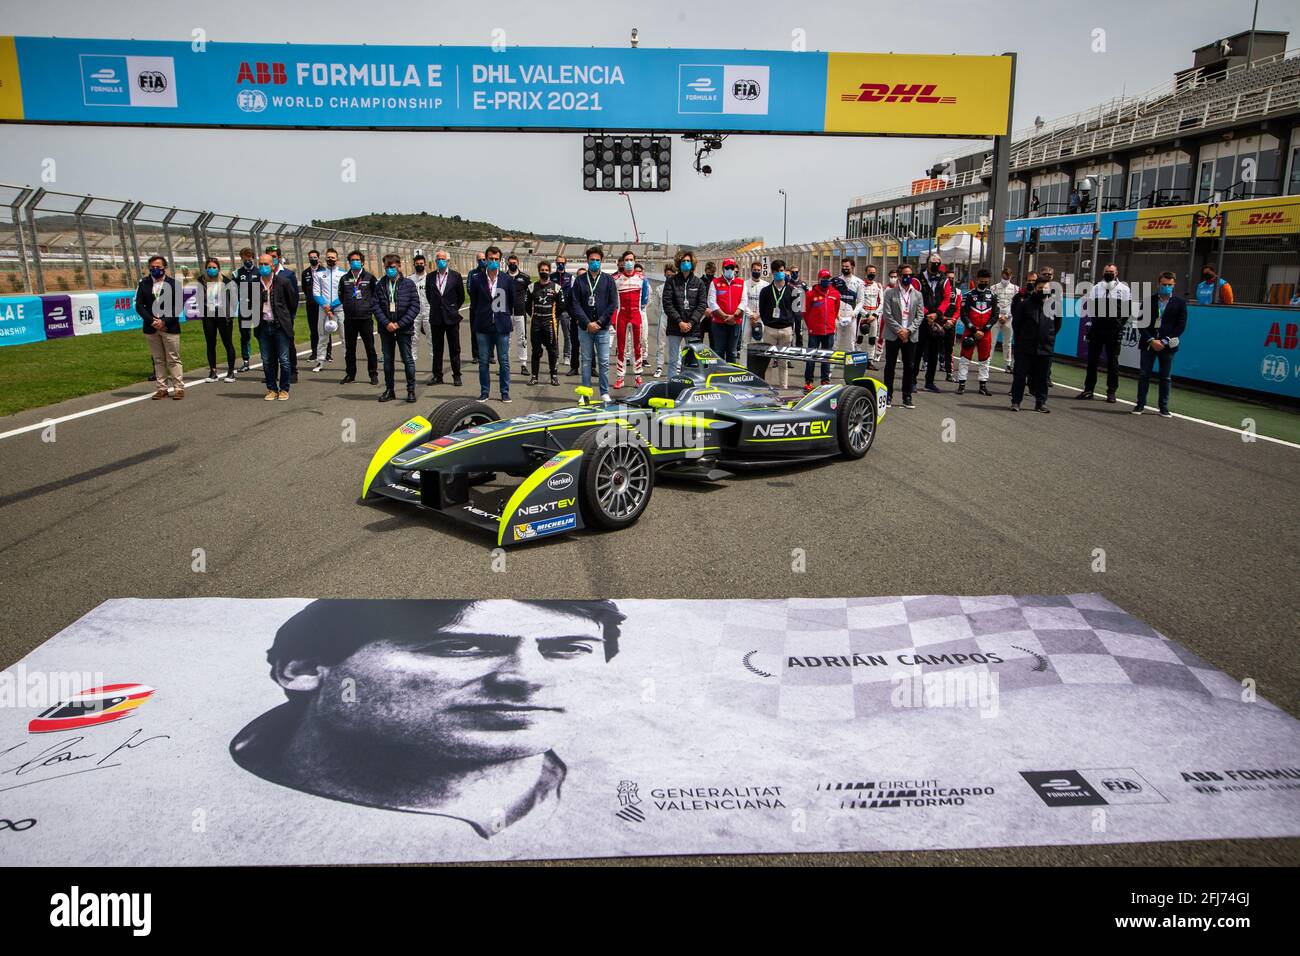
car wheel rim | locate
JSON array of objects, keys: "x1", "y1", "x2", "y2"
[
  {"x1": 455, "y1": 412, "x2": 494, "y2": 431},
  {"x1": 847, "y1": 396, "x2": 873, "y2": 451},
  {"x1": 595, "y1": 445, "x2": 649, "y2": 518}
]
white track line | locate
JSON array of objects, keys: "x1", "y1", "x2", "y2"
[
  {"x1": 0, "y1": 347, "x2": 313, "y2": 441},
  {"x1": 982, "y1": 364, "x2": 1300, "y2": 450}
]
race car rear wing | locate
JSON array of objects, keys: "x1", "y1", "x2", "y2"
[{"x1": 745, "y1": 345, "x2": 872, "y2": 384}]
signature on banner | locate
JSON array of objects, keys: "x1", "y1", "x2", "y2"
[{"x1": 0, "y1": 728, "x2": 170, "y2": 794}]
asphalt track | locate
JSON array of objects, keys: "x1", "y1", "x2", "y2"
[{"x1": 0, "y1": 339, "x2": 1297, "y2": 867}]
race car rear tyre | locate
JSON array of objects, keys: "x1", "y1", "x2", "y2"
[
  {"x1": 575, "y1": 427, "x2": 654, "y2": 531},
  {"x1": 427, "y1": 397, "x2": 499, "y2": 437},
  {"x1": 836, "y1": 385, "x2": 875, "y2": 460}
]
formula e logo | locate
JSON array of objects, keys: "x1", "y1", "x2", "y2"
[
  {"x1": 237, "y1": 90, "x2": 268, "y2": 113},
  {"x1": 546, "y1": 474, "x2": 574, "y2": 491},
  {"x1": 686, "y1": 77, "x2": 715, "y2": 94},
  {"x1": 841, "y1": 83, "x2": 956, "y2": 104},
  {"x1": 732, "y1": 78, "x2": 761, "y2": 100},
  {"x1": 137, "y1": 71, "x2": 168, "y2": 93},
  {"x1": 1019, "y1": 770, "x2": 1105, "y2": 806},
  {"x1": 236, "y1": 61, "x2": 289, "y2": 85},
  {"x1": 752, "y1": 420, "x2": 830, "y2": 439},
  {"x1": 89, "y1": 67, "x2": 119, "y2": 84}
]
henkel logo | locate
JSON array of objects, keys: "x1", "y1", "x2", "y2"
[
  {"x1": 841, "y1": 83, "x2": 956, "y2": 104},
  {"x1": 236, "y1": 61, "x2": 289, "y2": 85}
]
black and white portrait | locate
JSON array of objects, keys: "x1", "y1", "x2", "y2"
[{"x1": 230, "y1": 599, "x2": 625, "y2": 837}]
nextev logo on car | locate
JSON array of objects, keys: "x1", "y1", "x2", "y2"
[
  {"x1": 49, "y1": 886, "x2": 151, "y2": 936},
  {"x1": 80, "y1": 54, "x2": 177, "y2": 108}
]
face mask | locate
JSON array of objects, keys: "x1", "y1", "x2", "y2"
[
  {"x1": 309, "y1": 257, "x2": 319, "y2": 266},
  {"x1": 271, "y1": 257, "x2": 280, "y2": 268},
  {"x1": 435, "y1": 258, "x2": 447, "y2": 269},
  {"x1": 841, "y1": 267, "x2": 851, "y2": 276},
  {"x1": 866, "y1": 273, "x2": 876, "y2": 281},
  {"x1": 1159, "y1": 284, "x2": 1174, "y2": 296},
  {"x1": 977, "y1": 281, "x2": 988, "y2": 289},
  {"x1": 242, "y1": 259, "x2": 253, "y2": 269},
  {"x1": 206, "y1": 267, "x2": 218, "y2": 278},
  {"x1": 508, "y1": 263, "x2": 518, "y2": 273},
  {"x1": 258, "y1": 264, "x2": 272, "y2": 277},
  {"x1": 349, "y1": 261, "x2": 362, "y2": 272},
  {"x1": 476, "y1": 260, "x2": 485, "y2": 268},
  {"x1": 588, "y1": 260, "x2": 601, "y2": 272},
  {"x1": 679, "y1": 261, "x2": 692, "y2": 273},
  {"x1": 486, "y1": 260, "x2": 500, "y2": 271},
  {"x1": 723, "y1": 268, "x2": 736, "y2": 280},
  {"x1": 414, "y1": 263, "x2": 425, "y2": 273},
  {"x1": 888, "y1": 276, "x2": 898, "y2": 287},
  {"x1": 150, "y1": 266, "x2": 165, "y2": 278},
  {"x1": 819, "y1": 278, "x2": 831, "y2": 288},
  {"x1": 386, "y1": 267, "x2": 398, "y2": 278},
  {"x1": 539, "y1": 272, "x2": 551, "y2": 282},
  {"x1": 1103, "y1": 273, "x2": 1116, "y2": 282},
  {"x1": 929, "y1": 263, "x2": 939, "y2": 273},
  {"x1": 326, "y1": 259, "x2": 337, "y2": 267},
  {"x1": 555, "y1": 263, "x2": 566, "y2": 273},
  {"x1": 751, "y1": 271, "x2": 761, "y2": 280},
  {"x1": 773, "y1": 270, "x2": 786, "y2": 282},
  {"x1": 1202, "y1": 272, "x2": 1213, "y2": 281},
  {"x1": 622, "y1": 261, "x2": 635, "y2": 273},
  {"x1": 790, "y1": 272, "x2": 799, "y2": 282}
]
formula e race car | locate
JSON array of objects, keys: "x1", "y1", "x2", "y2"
[{"x1": 361, "y1": 343, "x2": 888, "y2": 546}]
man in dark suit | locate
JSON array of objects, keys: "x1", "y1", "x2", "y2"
[
  {"x1": 372, "y1": 253, "x2": 421, "y2": 404},
  {"x1": 568, "y1": 246, "x2": 619, "y2": 400},
  {"x1": 425, "y1": 248, "x2": 466, "y2": 386},
  {"x1": 302, "y1": 249, "x2": 327, "y2": 365},
  {"x1": 1009, "y1": 274, "x2": 1060, "y2": 413},
  {"x1": 1133, "y1": 271, "x2": 1188, "y2": 418},
  {"x1": 136, "y1": 254, "x2": 186, "y2": 400},
  {"x1": 265, "y1": 244, "x2": 300, "y2": 382},
  {"x1": 250, "y1": 252, "x2": 298, "y2": 400},
  {"x1": 468, "y1": 245, "x2": 516, "y2": 402}
]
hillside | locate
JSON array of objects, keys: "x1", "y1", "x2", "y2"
[{"x1": 310, "y1": 212, "x2": 593, "y2": 245}]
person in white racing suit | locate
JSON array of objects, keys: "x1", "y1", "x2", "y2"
[
  {"x1": 857, "y1": 265, "x2": 885, "y2": 367},
  {"x1": 408, "y1": 252, "x2": 432, "y2": 366},
  {"x1": 310, "y1": 250, "x2": 348, "y2": 371},
  {"x1": 739, "y1": 261, "x2": 767, "y2": 365},
  {"x1": 991, "y1": 269, "x2": 1019, "y2": 372},
  {"x1": 652, "y1": 263, "x2": 674, "y2": 377},
  {"x1": 831, "y1": 257, "x2": 866, "y2": 353}
]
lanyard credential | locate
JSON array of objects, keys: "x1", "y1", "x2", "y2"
[
  {"x1": 387, "y1": 277, "x2": 397, "y2": 313},
  {"x1": 585, "y1": 272, "x2": 599, "y2": 308}
]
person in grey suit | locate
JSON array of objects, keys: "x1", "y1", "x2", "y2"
[{"x1": 881, "y1": 263, "x2": 924, "y2": 409}]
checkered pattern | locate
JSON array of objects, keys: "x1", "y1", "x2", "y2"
[{"x1": 706, "y1": 594, "x2": 1248, "y2": 720}]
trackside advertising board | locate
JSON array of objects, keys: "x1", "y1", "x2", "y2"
[
  {"x1": 0, "y1": 37, "x2": 1012, "y2": 137},
  {"x1": 0, "y1": 290, "x2": 148, "y2": 347}
]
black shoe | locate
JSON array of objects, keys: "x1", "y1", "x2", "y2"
[
  {"x1": 369, "y1": 374, "x2": 379, "y2": 386},
  {"x1": 453, "y1": 376, "x2": 463, "y2": 387},
  {"x1": 238, "y1": 362, "x2": 251, "y2": 373},
  {"x1": 945, "y1": 372, "x2": 954, "y2": 382},
  {"x1": 902, "y1": 397, "x2": 915, "y2": 409},
  {"x1": 379, "y1": 389, "x2": 396, "y2": 402},
  {"x1": 427, "y1": 376, "x2": 442, "y2": 386},
  {"x1": 406, "y1": 391, "x2": 416, "y2": 404},
  {"x1": 528, "y1": 376, "x2": 538, "y2": 386},
  {"x1": 1105, "y1": 393, "x2": 1117, "y2": 403},
  {"x1": 340, "y1": 375, "x2": 355, "y2": 384},
  {"x1": 956, "y1": 382, "x2": 966, "y2": 395},
  {"x1": 549, "y1": 374, "x2": 560, "y2": 386},
  {"x1": 1010, "y1": 403, "x2": 1020, "y2": 412},
  {"x1": 479, "y1": 393, "x2": 490, "y2": 401},
  {"x1": 978, "y1": 383, "x2": 991, "y2": 396},
  {"x1": 567, "y1": 366, "x2": 578, "y2": 376},
  {"x1": 1034, "y1": 404, "x2": 1050, "y2": 414},
  {"x1": 924, "y1": 384, "x2": 942, "y2": 393},
  {"x1": 1076, "y1": 391, "x2": 1094, "y2": 400}
]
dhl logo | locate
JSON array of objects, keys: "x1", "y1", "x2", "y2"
[
  {"x1": 1145, "y1": 218, "x2": 1176, "y2": 230},
  {"x1": 841, "y1": 83, "x2": 957, "y2": 104},
  {"x1": 1242, "y1": 211, "x2": 1286, "y2": 226}
]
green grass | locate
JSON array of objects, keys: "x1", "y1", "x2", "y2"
[
  {"x1": 1039, "y1": 359, "x2": 1300, "y2": 445},
  {"x1": 0, "y1": 310, "x2": 313, "y2": 418}
]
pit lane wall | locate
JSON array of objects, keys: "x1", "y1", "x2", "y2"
[{"x1": 0, "y1": 287, "x2": 193, "y2": 346}]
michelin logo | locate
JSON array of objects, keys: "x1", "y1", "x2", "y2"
[{"x1": 513, "y1": 513, "x2": 578, "y2": 541}]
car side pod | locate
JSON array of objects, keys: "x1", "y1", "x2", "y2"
[
  {"x1": 361, "y1": 415, "x2": 433, "y2": 501},
  {"x1": 496, "y1": 449, "x2": 586, "y2": 547},
  {"x1": 648, "y1": 397, "x2": 676, "y2": 409}
]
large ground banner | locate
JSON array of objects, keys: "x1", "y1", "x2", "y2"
[
  {"x1": 0, "y1": 37, "x2": 1012, "y2": 136},
  {"x1": 2, "y1": 596, "x2": 1296, "y2": 864}
]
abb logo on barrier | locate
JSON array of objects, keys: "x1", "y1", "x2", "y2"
[
  {"x1": 1264, "y1": 322, "x2": 1298, "y2": 349},
  {"x1": 236, "y1": 62, "x2": 288, "y2": 85},
  {"x1": 114, "y1": 297, "x2": 131, "y2": 310},
  {"x1": 841, "y1": 83, "x2": 956, "y2": 104}
]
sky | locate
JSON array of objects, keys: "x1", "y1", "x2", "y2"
[{"x1": 1, "y1": 0, "x2": 1296, "y2": 246}]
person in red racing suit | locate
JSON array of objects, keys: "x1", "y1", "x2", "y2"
[{"x1": 956, "y1": 268, "x2": 998, "y2": 396}]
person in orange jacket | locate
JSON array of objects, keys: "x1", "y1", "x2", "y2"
[{"x1": 801, "y1": 268, "x2": 842, "y2": 392}]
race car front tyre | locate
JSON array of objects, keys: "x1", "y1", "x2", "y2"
[
  {"x1": 836, "y1": 384, "x2": 875, "y2": 460},
  {"x1": 574, "y1": 428, "x2": 654, "y2": 531},
  {"x1": 427, "y1": 397, "x2": 500, "y2": 437}
]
